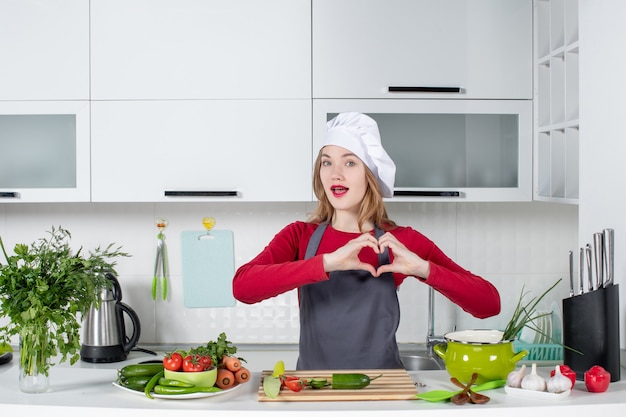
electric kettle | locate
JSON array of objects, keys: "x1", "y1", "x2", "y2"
[{"x1": 80, "y1": 272, "x2": 141, "y2": 363}]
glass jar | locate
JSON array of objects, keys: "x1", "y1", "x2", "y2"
[{"x1": 18, "y1": 324, "x2": 50, "y2": 393}]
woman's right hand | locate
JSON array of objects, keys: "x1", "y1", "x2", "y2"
[{"x1": 322, "y1": 233, "x2": 379, "y2": 276}]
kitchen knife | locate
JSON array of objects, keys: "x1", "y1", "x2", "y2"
[
  {"x1": 593, "y1": 233, "x2": 604, "y2": 291},
  {"x1": 568, "y1": 251, "x2": 574, "y2": 297},
  {"x1": 603, "y1": 228, "x2": 614, "y2": 287},
  {"x1": 568, "y1": 250, "x2": 574, "y2": 297},
  {"x1": 585, "y1": 244, "x2": 593, "y2": 293},
  {"x1": 578, "y1": 248, "x2": 584, "y2": 295}
]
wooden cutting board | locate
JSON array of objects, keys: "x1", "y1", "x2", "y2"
[{"x1": 257, "y1": 369, "x2": 418, "y2": 402}]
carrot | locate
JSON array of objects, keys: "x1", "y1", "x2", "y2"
[
  {"x1": 216, "y1": 368, "x2": 236, "y2": 389},
  {"x1": 222, "y1": 355, "x2": 242, "y2": 372},
  {"x1": 234, "y1": 367, "x2": 250, "y2": 384}
]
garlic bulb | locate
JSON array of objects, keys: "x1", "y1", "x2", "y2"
[
  {"x1": 521, "y1": 363, "x2": 547, "y2": 391},
  {"x1": 547, "y1": 364, "x2": 573, "y2": 393},
  {"x1": 506, "y1": 364, "x2": 527, "y2": 388}
]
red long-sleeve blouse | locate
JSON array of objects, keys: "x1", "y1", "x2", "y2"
[{"x1": 232, "y1": 221, "x2": 500, "y2": 319}]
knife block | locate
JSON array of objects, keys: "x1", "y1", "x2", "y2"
[{"x1": 562, "y1": 284, "x2": 620, "y2": 382}]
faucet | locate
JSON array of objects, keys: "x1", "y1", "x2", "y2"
[{"x1": 426, "y1": 287, "x2": 448, "y2": 368}]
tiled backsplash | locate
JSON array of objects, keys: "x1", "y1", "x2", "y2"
[{"x1": 0, "y1": 201, "x2": 577, "y2": 346}]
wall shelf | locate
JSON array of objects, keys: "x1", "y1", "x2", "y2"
[{"x1": 534, "y1": 0, "x2": 579, "y2": 204}]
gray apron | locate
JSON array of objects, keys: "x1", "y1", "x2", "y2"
[{"x1": 296, "y1": 223, "x2": 403, "y2": 370}]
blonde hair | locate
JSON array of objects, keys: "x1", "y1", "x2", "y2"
[{"x1": 307, "y1": 149, "x2": 397, "y2": 232}]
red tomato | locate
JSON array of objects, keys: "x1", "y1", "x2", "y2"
[
  {"x1": 182, "y1": 355, "x2": 205, "y2": 372},
  {"x1": 584, "y1": 365, "x2": 610, "y2": 393},
  {"x1": 282, "y1": 377, "x2": 306, "y2": 392},
  {"x1": 163, "y1": 352, "x2": 183, "y2": 371},
  {"x1": 550, "y1": 365, "x2": 576, "y2": 389},
  {"x1": 198, "y1": 355, "x2": 212, "y2": 370}
]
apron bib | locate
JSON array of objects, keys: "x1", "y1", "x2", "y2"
[{"x1": 296, "y1": 223, "x2": 403, "y2": 370}]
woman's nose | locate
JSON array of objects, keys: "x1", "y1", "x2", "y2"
[{"x1": 331, "y1": 166, "x2": 343, "y2": 179}]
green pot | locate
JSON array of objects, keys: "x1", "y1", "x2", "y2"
[{"x1": 433, "y1": 329, "x2": 528, "y2": 384}]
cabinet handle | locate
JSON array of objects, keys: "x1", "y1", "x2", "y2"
[
  {"x1": 393, "y1": 190, "x2": 461, "y2": 197},
  {"x1": 164, "y1": 190, "x2": 239, "y2": 197},
  {"x1": 0, "y1": 191, "x2": 19, "y2": 198},
  {"x1": 388, "y1": 86, "x2": 462, "y2": 93}
]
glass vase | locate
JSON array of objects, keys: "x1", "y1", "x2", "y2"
[{"x1": 18, "y1": 324, "x2": 50, "y2": 393}]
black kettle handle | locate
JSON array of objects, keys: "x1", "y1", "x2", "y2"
[
  {"x1": 117, "y1": 302, "x2": 141, "y2": 353},
  {"x1": 105, "y1": 271, "x2": 123, "y2": 301}
]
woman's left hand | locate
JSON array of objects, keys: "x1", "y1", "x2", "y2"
[{"x1": 375, "y1": 233, "x2": 430, "y2": 279}]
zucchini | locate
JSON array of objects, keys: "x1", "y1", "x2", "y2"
[
  {"x1": 119, "y1": 363, "x2": 164, "y2": 378},
  {"x1": 153, "y1": 385, "x2": 222, "y2": 395},
  {"x1": 331, "y1": 373, "x2": 382, "y2": 389}
]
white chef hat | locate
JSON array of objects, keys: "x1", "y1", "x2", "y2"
[{"x1": 323, "y1": 112, "x2": 396, "y2": 198}]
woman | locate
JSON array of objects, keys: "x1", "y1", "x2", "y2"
[{"x1": 233, "y1": 112, "x2": 500, "y2": 370}]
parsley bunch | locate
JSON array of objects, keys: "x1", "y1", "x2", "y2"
[{"x1": 0, "y1": 226, "x2": 129, "y2": 376}]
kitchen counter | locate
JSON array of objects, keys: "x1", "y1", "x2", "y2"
[{"x1": 1, "y1": 350, "x2": 625, "y2": 416}]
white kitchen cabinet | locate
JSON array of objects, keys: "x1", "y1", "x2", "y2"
[
  {"x1": 0, "y1": 101, "x2": 91, "y2": 202},
  {"x1": 90, "y1": 0, "x2": 311, "y2": 100},
  {"x1": 0, "y1": 0, "x2": 89, "y2": 100},
  {"x1": 91, "y1": 100, "x2": 312, "y2": 202},
  {"x1": 312, "y1": 0, "x2": 532, "y2": 100},
  {"x1": 534, "y1": 0, "x2": 579, "y2": 203},
  {"x1": 314, "y1": 99, "x2": 532, "y2": 202}
]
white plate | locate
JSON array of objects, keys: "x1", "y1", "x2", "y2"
[
  {"x1": 112, "y1": 381, "x2": 242, "y2": 400},
  {"x1": 505, "y1": 385, "x2": 571, "y2": 400}
]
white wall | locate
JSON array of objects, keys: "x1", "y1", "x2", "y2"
[
  {"x1": 0, "y1": 201, "x2": 577, "y2": 346},
  {"x1": 579, "y1": 0, "x2": 626, "y2": 349}
]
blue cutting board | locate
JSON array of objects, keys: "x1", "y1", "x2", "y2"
[{"x1": 180, "y1": 230, "x2": 236, "y2": 308}]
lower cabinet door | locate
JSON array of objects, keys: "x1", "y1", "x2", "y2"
[{"x1": 91, "y1": 100, "x2": 312, "y2": 202}]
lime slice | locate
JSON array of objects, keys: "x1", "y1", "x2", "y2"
[
  {"x1": 263, "y1": 375, "x2": 282, "y2": 399},
  {"x1": 272, "y1": 360, "x2": 285, "y2": 377}
]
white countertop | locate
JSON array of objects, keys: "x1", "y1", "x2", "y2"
[{"x1": 1, "y1": 350, "x2": 625, "y2": 416}]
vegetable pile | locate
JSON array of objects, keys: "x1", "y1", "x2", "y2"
[{"x1": 116, "y1": 333, "x2": 251, "y2": 398}]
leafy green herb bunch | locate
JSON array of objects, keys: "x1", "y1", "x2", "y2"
[{"x1": 0, "y1": 226, "x2": 129, "y2": 375}]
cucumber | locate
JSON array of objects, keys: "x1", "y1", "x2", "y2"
[
  {"x1": 121, "y1": 382, "x2": 147, "y2": 392},
  {"x1": 331, "y1": 373, "x2": 382, "y2": 389},
  {"x1": 118, "y1": 363, "x2": 164, "y2": 378},
  {"x1": 308, "y1": 378, "x2": 330, "y2": 389},
  {"x1": 119, "y1": 375, "x2": 153, "y2": 387}
]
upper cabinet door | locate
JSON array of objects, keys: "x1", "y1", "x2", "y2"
[
  {"x1": 0, "y1": 101, "x2": 91, "y2": 203},
  {"x1": 90, "y1": 0, "x2": 311, "y2": 100},
  {"x1": 313, "y1": 0, "x2": 532, "y2": 100},
  {"x1": 0, "y1": 0, "x2": 89, "y2": 100},
  {"x1": 91, "y1": 100, "x2": 312, "y2": 202}
]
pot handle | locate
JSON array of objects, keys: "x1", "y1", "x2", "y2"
[
  {"x1": 510, "y1": 349, "x2": 529, "y2": 364},
  {"x1": 117, "y1": 302, "x2": 141, "y2": 354},
  {"x1": 433, "y1": 343, "x2": 447, "y2": 360}
]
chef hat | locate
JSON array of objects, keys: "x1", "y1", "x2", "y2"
[{"x1": 323, "y1": 112, "x2": 396, "y2": 198}]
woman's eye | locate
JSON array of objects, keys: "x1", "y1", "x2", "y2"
[
  {"x1": 346, "y1": 161, "x2": 356, "y2": 167},
  {"x1": 321, "y1": 160, "x2": 331, "y2": 167}
]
